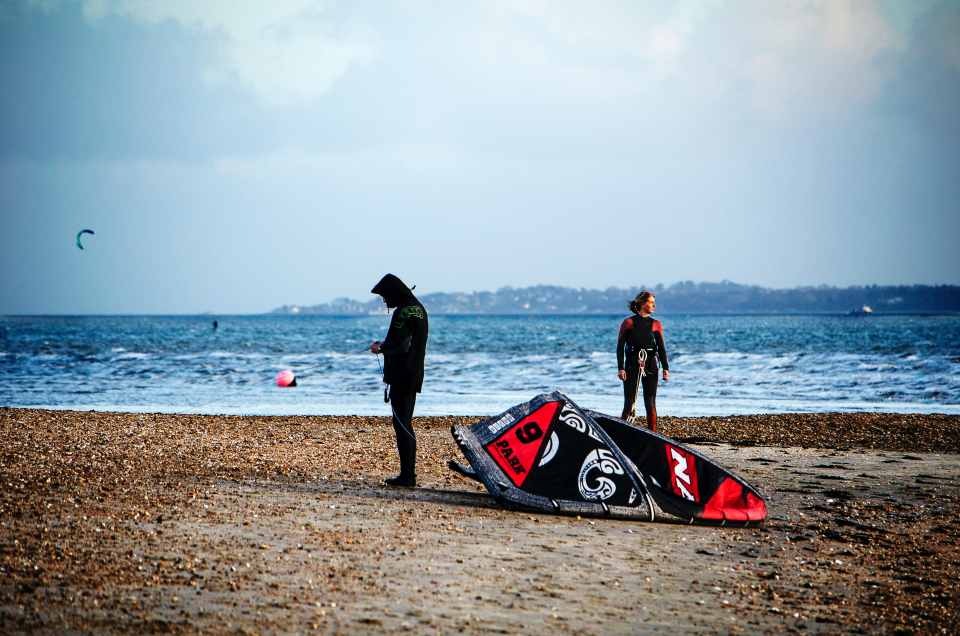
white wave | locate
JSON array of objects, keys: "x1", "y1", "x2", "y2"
[
  {"x1": 690, "y1": 352, "x2": 768, "y2": 362},
  {"x1": 114, "y1": 352, "x2": 150, "y2": 360},
  {"x1": 205, "y1": 351, "x2": 269, "y2": 360},
  {"x1": 315, "y1": 351, "x2": 378, "y2": 360},
  {"x1": 8, "y1": 391, "x2": 960, "y2": 417}
]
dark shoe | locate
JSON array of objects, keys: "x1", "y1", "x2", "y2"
[{"x1": 385, "y1": 475, "x2": 416, "y2": 488}]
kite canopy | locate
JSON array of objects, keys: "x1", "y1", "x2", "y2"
[
  {"x1": 450, "y1": 392, "x2": 767, "y2": 525},
  {"x1": 75, "y1": 229, "x2": 95, "y2": 250},
  {"x1": 587, "y1": 409, "x2": 767, "y2": 524},
  {"x1": 451, "y1": 392, "x2": 655, "y2": 521}
]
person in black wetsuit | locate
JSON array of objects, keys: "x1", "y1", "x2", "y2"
[
  {"x1": 616, "y1": 291, "x2": 669, "y2": 432},
  {"x1": 370, "y1": 274, "x2": 429, "y2": 487}
]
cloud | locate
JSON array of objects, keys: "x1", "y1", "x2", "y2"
[
  {"x1": 9, "y1": 0, "x2": 956, "y2": 160},
  {"x1": 448, "y1": 1, "x2": 932, "y2": 123},
  {"x1": 475, "y1": 1, "x2": 711, "y2": 82},
  {"x1": 78, "y1": 0, "x2": 377, "y2": 107},
  {"x1": 931, "y1": 6, "x2": 960, "y2": 70},
  {"x1": 732, "y1": 1, "x2": 904, "y2": 120}
]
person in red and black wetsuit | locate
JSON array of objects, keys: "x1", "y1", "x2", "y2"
[{"x1": 616, "y1": 291, "x2": 669, "y2": 431}]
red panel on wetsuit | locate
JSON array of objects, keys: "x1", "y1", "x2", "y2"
[{"x1": 485, "y1": 401, "x2": 560, "y2": 487}]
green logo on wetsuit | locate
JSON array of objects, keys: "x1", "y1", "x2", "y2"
[{"x1": 394, "y1": 305, "x2": 425, "y2": 329}]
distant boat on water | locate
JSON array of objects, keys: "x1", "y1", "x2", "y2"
[{"x1": 848, "y1": 305, "x2": 874, "y2": 316}]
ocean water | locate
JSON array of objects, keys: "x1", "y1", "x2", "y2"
[{"x1": 1, "y1": 314, "x2": 958, "y2": 416}]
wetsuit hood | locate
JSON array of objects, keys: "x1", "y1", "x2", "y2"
[{"x1": 371, "y1": 273, "x2": 416, "y2": 308}]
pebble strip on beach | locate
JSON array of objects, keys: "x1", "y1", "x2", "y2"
[{"x1": 1, "y1": 408, "x2": 958, "y2": 634}]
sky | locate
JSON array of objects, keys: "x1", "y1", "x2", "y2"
[{"x1": 1, "y1": 0, "x2": 958, "y2": 314}]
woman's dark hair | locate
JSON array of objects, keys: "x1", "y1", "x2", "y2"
[{"x1": 628, "y1": 291, "x2": 654, "y2": 314}]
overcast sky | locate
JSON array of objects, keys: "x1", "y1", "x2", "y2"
[{"x1": 1, "y1": 0, "x2": 958, "y2": 314}]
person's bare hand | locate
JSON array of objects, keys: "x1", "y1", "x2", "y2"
[
  {"x1": 618, "y1": 369, "x2": 626, "y2": 382},
  {"x1": 370, "y1": 341, "x2": 381, "y2": 354},
  {"x1": 663, "y1": 369, "x2": 670, "y2": 382}
]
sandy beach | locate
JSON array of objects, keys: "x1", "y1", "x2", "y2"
[{"x1": 2, "y1": 407, "x2": 958, "y2": 634}]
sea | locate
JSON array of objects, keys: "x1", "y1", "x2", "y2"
[{"x1": 1, "y1": 314, "x2": 958, "y2": 417}]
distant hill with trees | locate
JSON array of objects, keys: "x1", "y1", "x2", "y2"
[{"x1": 271, "y1": 281, "x2": 960, "y2": 315}]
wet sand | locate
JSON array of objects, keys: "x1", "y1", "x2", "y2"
[{"x1": 1, "y1": 408, "x2": 958, "y2": 634}]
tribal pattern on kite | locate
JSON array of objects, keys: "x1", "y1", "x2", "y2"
[{"x1": 449, "y1": 391, "x2": 767, "y2": 526}]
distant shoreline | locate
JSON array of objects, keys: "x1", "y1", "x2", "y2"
[{"x1": 271, "y1": 281, "x2": 960, "y2": 315}]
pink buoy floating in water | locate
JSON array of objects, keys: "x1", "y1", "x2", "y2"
[{"x1": 275, "y1": 370, "x2": 297, "y2": 387}]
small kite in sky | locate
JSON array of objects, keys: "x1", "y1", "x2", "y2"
[{"x1": 76, "y1": 229, "x2": 95, "y2": 250}]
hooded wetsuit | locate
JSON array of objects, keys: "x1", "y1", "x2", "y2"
[
  {"x1": 371, "y1": 273, "x2": 429, "y2": 481},
  {"x1": 616, "y1": 314, "x2": 669, "y2": 431}
]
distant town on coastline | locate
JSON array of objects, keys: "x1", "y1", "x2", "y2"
[{"x1": 271, "y1": 281, "x2": 960, "y2": 315}]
